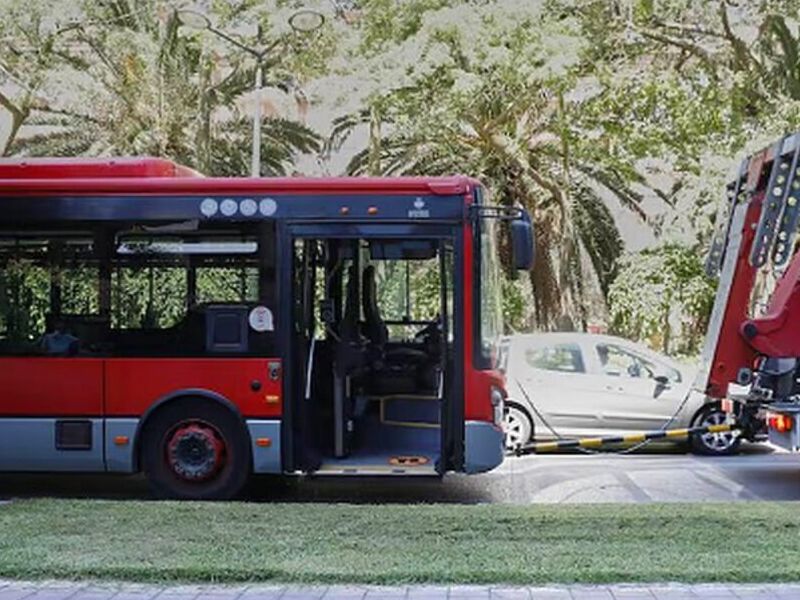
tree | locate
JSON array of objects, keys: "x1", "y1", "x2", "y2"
[
  {"x1": 2, "y1": 0, "x2": 327, "y2": 175},
  {"x1": 608, "y1": 244, "x2": 716, "y2": 355},
  {"x1": 324, "y1": 0, "x2": 645, "y2": 329},
  {"x1": 0, "y1": 0, "x2": 88, "y2": 154}
]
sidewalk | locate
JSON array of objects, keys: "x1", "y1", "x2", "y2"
[{"x1": 1, "y1": 580, "x2": 799, "y2": 600}]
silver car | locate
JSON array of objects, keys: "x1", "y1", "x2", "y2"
[{"x1": 501, "y1": 332, "x2": 740, "y2": 455}]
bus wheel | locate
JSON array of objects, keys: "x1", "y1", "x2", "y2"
[{"x1": 141, "y1": 400, "x2": 251, "y2": 500}]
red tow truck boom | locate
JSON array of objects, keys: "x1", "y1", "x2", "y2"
[{"x1": 700, "y1": 132, "x2": 800, "y2": 449}]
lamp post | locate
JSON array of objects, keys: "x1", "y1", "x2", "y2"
[{"x1": 178, "y1": 9, "x2": 324, "y2": 177}]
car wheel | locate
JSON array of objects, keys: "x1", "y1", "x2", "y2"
[
  {"x1": 504, "y1": 404, "x2": 533, "y2": 452},
  {"x1": 142, "y1": 399, "x2": 251, "y2": 500},
  {"x1": 690, "y1": 404, "x2": 741, "y2": 456}
]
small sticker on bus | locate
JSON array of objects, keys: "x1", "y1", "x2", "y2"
[{"x1": 249, "y1": 306, "x2": 274, "y2": 332}]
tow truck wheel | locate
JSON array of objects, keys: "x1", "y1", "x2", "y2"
[
  {"x1": 142, "y1": 400, "x2": 251, "y2": 500},
  {"x1": 690, "y1": 403, "x2": 741, "y2": 456},
  {"x1": 504, "y1": 403, "x2": 533, "y2": 452}
]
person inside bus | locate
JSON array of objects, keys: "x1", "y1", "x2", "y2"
[{"x1": 40, "y1": 318, "x2": 80, "y2": 356}]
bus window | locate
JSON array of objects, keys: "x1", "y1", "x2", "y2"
[
  {"x1": 196, "y1": 267, "x2": 259, "y2": 304},
  {"x1": 111, "y1": 267, "x2": 187, "y2": 329},
  {"x1": 0, "y1": 256, "x2": 50, "y2": 351},
  {"x1": 113, "y1": 232, "x2": 260, "y2": 322},
  {"x1": 373, "y1": 255, "x2": 441, "y2": 341},
  {"x1": 107, "y1": 223, "x2": 275, "y2": 357},
  {"x1": 62, "y1": 265, "x2": 99, "y2": 316},
  {"x1": 0, "y1": 234, "x2": 97, "y2": 355}
]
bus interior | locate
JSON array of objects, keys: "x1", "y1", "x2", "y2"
[{"x1": 291, "y1": 237, "x2": 454, "y2": 475}]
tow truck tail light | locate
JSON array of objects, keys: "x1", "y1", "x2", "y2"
[{"x1": 768, "y1": 413, "x2": 794, "y2": 433}]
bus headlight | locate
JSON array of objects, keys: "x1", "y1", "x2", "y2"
[{"x1": 491, "y1": 386, "x2": 505, "y2": 428}]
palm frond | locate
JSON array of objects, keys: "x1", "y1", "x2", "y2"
[
  {"x1": 575, "y1": 163, "x2": 650, "y2": 221},
  {"x1": 572, "y1": 183, "x2": 625, "y2": 296},
  {"x1": 260, "y1": 118, "x2": 322, "y2": 154},
  {"x1": 326, "y1": 108, "x2": 372, "y2": 156},
  {"x1": 9, "y1": 128, "x2": 99, "y2": 157},
  {"x1": 212, "y1": 116, "x2": 321, "y2": 176}
]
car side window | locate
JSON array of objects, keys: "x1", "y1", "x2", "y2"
[
  {"x1": 525, "y1": 343, "x2": 585, "y2": 373},
  {"x1": 655, "y1": 361, "x2": 682, "y2": 383},
  {"x1": 596, "y1": 343, "x2": 677, "y2": 381}
]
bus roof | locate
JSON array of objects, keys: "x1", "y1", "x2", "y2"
[
  {"x1": 0, "y1": 157, "x2": 203, "y2": 179},
  {"x1": 0, "y1": 157, "x2": 477, "y2": 196}
]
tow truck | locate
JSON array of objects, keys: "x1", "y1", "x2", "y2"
[{"x1": 700, "y1": 131, "x2": 800, "y2": 450}]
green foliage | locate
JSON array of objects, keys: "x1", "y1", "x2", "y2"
[
  {"x1": 357, "y1": 0, "x2": 453, "y2": 55},
  {"x1": 209, "y1": 118, "x2": 321, "y2": 177},
  {"x1": 578, "y1": 72, "x2": 743, "y2": 172},
  {"x1": 501, "y1": 276, "x2": 528, "y2": 333},
  {"x1": 608, "y1": 244, "x2": 716, "y2": 355},
  {"x1": 325, "y1": 1, "x2": 656, "y2": 329},
  {"x1": 1, "y1": 0, "x2": 324, "y2": 175}
]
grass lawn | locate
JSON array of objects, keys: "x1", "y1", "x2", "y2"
[{"x1": 1, "y1": 499, "x2": 799, "y2": 584}]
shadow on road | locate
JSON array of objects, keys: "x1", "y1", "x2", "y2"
[
  {"x1": 0, "y1": 472, "x2": 496, "y2": 504},
  {"x1": 0, "y1": 443, "x2": 781, "y2": 504}
]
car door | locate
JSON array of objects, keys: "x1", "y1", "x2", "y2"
[
  {"x1": 590, "y1": 341, "x2": 682, "y2": 432},
  {"x1": 508, "y1": 337, "x2": 606, "y2": 438}
]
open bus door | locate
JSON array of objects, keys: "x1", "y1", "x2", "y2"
[{"x1": 279, "y1": 222, "x2": 462, "y2": 476}]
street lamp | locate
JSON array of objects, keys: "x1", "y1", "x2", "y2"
[
  {"x1": 288, "y1": 10, "x2": 326, "y2": 33},
  {"x1": 178, "y1": 9, "x2": 325, "y2": 177}
]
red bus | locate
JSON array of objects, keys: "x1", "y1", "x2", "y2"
[{"x1": 0, "y1": 157, "x2": 533, "y2": 499}]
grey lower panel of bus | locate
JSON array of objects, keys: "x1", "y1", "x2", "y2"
[
  {"x1": 0, "y1": 419, "x2": 105, "y2": 472},
  {"x1": 247, "y1": 420, "x2": 282, "y2": 474},
  {"x1": 106, "y1": 418, "x2": 139, "y2": 472},
  {"x1": 0, "y1": 418, "x2": 282, "y2": 474},
  {"x1": 0, "y1": 418, "x2": 486, "y2": 475},
  {"x1": 464, "y1": 420, "x2": 504, "y2": 474}
]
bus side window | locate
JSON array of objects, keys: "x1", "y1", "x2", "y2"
[
  {"x1": 109, "y1": 222, "x2": 275, "y2": 357},
  {"x1": 0, "y1": 234, "x2": 98, "y2": 356}
]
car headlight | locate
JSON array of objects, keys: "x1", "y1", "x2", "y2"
[{"x1": 491, "y1": 386, "x2": 505, "y2": 428}]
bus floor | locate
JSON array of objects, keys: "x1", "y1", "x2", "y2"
[{"x1": 315, "y1": 414, "x2": 441, "y2": 476}]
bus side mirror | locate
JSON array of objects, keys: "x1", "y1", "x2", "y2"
[{"x1": 511, "y1": 209, "x2": 534, "y2": 271}]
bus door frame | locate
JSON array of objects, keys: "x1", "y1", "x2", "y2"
[{"x1": 277, "y1": 221, "x2": 464, "y2": 474}]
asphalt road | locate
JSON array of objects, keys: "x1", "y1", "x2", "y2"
[{"x1": 2, "y1": 443, "x2": 799, "y2": 503}]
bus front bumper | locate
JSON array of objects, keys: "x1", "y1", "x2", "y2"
[{"x1": 464, "y1": 420, "x2": 504, "y2": 474}]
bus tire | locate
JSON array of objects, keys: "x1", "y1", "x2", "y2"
[{"x1": 141, "y1": 399, "x2": 251, "y2": 500}]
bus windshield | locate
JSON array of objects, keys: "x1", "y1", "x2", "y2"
[{"x1": 478, "y1": 217, "x2": 503, "y2": 368}]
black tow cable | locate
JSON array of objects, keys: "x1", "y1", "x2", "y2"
[{"x1": 514, "y1": 422, "x2": 741, "y2": 456}]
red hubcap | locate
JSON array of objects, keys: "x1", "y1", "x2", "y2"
[{"x1": 166, "y1": 423, "x2": 226, "y2": 482}]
